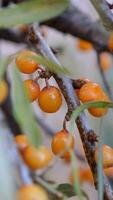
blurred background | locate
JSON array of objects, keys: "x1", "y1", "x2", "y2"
[{"x1": 1, "y1": 0, "x2": 113, "y2": 199}]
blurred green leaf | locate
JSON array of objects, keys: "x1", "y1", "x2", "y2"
[
  {"x1": 0, "y1": 0, "x2": 68, "y2": 28},
  {"x1": 29, "y1": 54, "x2": 71, "y2": 75},
  {"x1": 11, "y1": 66, "x2": 41, "y2": 147},
  {"x1": 97, "y1": 120, "x2": 104, "y2": 200},
  {"x1": 0, "y1": 57, "x2": 12, "y2": 79},
  {"x1": 70, "y1": 151, "x2": 88, "y2": 200},
  {"x1": 56, "y1": 183, "x2": 88, "y2": 199}
]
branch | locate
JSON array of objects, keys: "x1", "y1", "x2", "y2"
[
  {"x1": 42, "y1": 6, "x2": 109, "y2": 51},
  {"x1": 28, "y1": 24, "x2": 113, "y2": 200},
  {"x1": 89, "y1": 0, "x2": 113, "y2": 31}
]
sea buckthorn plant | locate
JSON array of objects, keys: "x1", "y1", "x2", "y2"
[{"x1": 1, "y1": 1, "x2": 113, "y2": 200}]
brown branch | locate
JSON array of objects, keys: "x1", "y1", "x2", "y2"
[
  {"x1": 28, "y1": 23, "x2": 113, "y2": 200},
  {"x1": 42, "y1": 6, "x2": 109, "y2": 52}
]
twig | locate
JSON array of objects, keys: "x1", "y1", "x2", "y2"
[
  {"x1": 28, "y1": 24, "x2": 113, "y2": 200},
  {"x1": 43, "y1": 6, "x2": 109, "y2": 52},
  {"x1": 33, "y1": 175, "x2": 64, "y2": 199},
  {"x1": 96, "y1": 52, "x2": 113, "y2": 101},
  {"x1": 89, "y1": 0, "x2": 113, "y2": 31}
]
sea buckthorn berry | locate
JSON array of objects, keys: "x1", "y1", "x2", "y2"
[
  {"x1": 0, "y1": 80, "x2": 8, "y2": 104},
  {"x1": 77, "y1": 39, "x2": 93, "y2": 51},
  {"x1": 78, "y1": 82, "x2": 109, "y2": 117},
  {"x1": 24, "y1": 79, "x2": 40, "y2": 102},
  {"x1": 38, "y1": 86, "x2": 62, "y2": 113},
  {"x1": 108, "y1": 33, "x2": 113, "y2": 51},
  {"x1": 51, "y1": 129, "x2": 74, "y2": 160},
  {"x1": 104, "y1": 167, "x2": 113, "y2": 178},
  {"x1": 95, "y1": 144, "x2": 113, "y2": 168},
  {"x1": 15, "y1": 135, "x2": 29, "y2": 152},
  {"x1": 16, "y1": 50, "x2": 39, "y2": 74},
  {"x1": 70, "y1": 167, "x2": 93, "y2": 184},
  {"x1": 16, "y1": 184, "x2": 49, "y2": 200},
  {"x1": 100, "y1": 52, "x2": 111, "y2": 71},
  {"x1": 23, "y1": 145, "x2": 53, "y2": 170}
]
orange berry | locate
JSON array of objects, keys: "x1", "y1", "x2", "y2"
[
  {"x1": 16, "y1": 184, "x2": 49, "y2": 200},
  {"x1": 0, "y1": 80, "x2": 8, "y2": 104},
  {"x1": 38, "y1": 86, "x2": 62, "y2": 113},
  {"x1": 100, "y1": 52, "x2": 111, "y2": 71},
  {"x1": 15, "y1": 135, "x2": 29, "y2": 152},
  {"x1": 16, "y1": 50, "x2": 39, "y2": 74},
  {"x1": 77, "y1": 39, "x2": 93, "y2": 51},
  {"x1": 23, "y1": 145, "x2": 52, "y2": 170},
  {"x1": 24, "y1": 79, "x2": 40, "y2": 102},
  {"x1": 108, "y1": 33, "x2": 113, "y2": 51},
  {"x1": 70, "y1": 167, "x2": 93, "y2": 184},
  {"x1": 95, "y1": 145, "x2": 113, "y2": 168},
  {"x1": 51, "y1": 129, "x2": 74, "y2": 160},
  {"x1": 104, "y1": 167, "x2": 113, "y2": 178},
  {"x1": 78, "y1": 82, "x2": 109, "y2": 117}
]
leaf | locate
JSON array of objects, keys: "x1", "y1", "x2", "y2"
[
  {"x1": 57, "y1": 183, "x2": 75, "y2": 197},
  {"x1": 0, "y1": 57, "x2": 12, "y2": 79},
  {"x1": 0, "y1": 0, "x2": 69, "y2": 28},
  {"x1": 70, "y1": 150, "x2": 85, "y2": 200},
  {"x1": 29, "y1": 54, "x2": 71, "y2": 75},
  {"x1": 11, "y1": 66, "x2": 41, "y2": 147}
]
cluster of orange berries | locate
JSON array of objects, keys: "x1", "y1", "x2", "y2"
[
  {"x1": 16, "y1": 50, "x2": 62, "y2": 113},
  {"x1": 76, "y1": 79, "x2": 109, "y2": 117}
]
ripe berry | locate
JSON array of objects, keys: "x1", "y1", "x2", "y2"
[
  {"x1": 77, "y1": 39, "x2": 93, "y2": 51},
  {"x1": 16, "y1": 184, "x2": 49, "y2": 200},
  {"x1": 78, "y1": 82, "x2": 109, "y2": 117},
  {"x1": 108, "y1": 33, "x2": 113, "y2": 51},
  {"x1": 51, "y1": 129, "x2": 74, "y2": 160},
  {"x1": 70, "y1": 167, "x2": 93, "y2": 184},
  {"x1": 100, "y1": 52, "x2": 111, "y2": 71},
  {"x1": 23, "y1": 145, "x2": 53, "y2": 170},
  {"x1": 16, "y1": 50, "x2": 39, "y2": 74},
  {"x1": 38, "y1": 86, "x2": 62, "y2": 113},
  {"x1": 15, "y1": 135, "x2": 29, "y2": 152},
  {"x1": 24, "y1": 79, "x2": 40, "y2": 102},
  {"x1": 0, "y1": 80, "x2": 8, "y2": 104},
  {"x1": 104, "y1": 167, "x2": 113, "y2": 178},
  {"x1": 95, "y1": 144, "x2": 113, "y2": 168}
]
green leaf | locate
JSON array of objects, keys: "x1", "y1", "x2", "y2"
[
  {"x1": 70, "y1": 150, "x2": 85, "y2": 200},
  {"x1": 11, "y1": 66, "x2": 41, "y2": 147},
  {"x1": 0, "y1": 57, "x2": 12, "y2": 79},
  {"x1": 57, "y1": 183, "x2": 75, "y2": 197},
  {"x1": 0, "y1": 0, "x2": 69, "y2": 28},
  {"x1": 29, "y1": 54, "x2": 71, "y2": 75}
]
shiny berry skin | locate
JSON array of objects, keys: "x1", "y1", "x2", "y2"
[
  {"x1": 78, "y1": 82, "x2": 109, "y2": 117},
  {"x1": 95, "y1": 145, "x2": 113, "y2": 168},
  {"x1": 24, "y1": 79, "x2": 40, "y2": 102},
  {"x1": 51, "y1": 129, "x2": 74, "y2": 160},
  {"x1": 16, "y1": 50, "x2": 39, "y2": 74},
  {"x1": 100, "y1": 52, "x2": 111, "y2": 71},
  {"x1": 16, "y1": 184, "x2": 49, "y2": 200},
  {"x1": 104, "y1": 167, "x2": 113, "y2": 178},
  {"x1": 23, "y1": 145, "x2": 53, "y2": 170},
  {"x1": 77, "y1": 39, "x2": 93, "y2": 51},
  {"x1": 0, "y1": 80, "x2": 8, "y2": 104},
  {"x1": 38, "y1": 86, "x2": 62, "y2": 113},
  {"x1": 15, "y1": 135, "x2": 29, "y2": 152}
]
